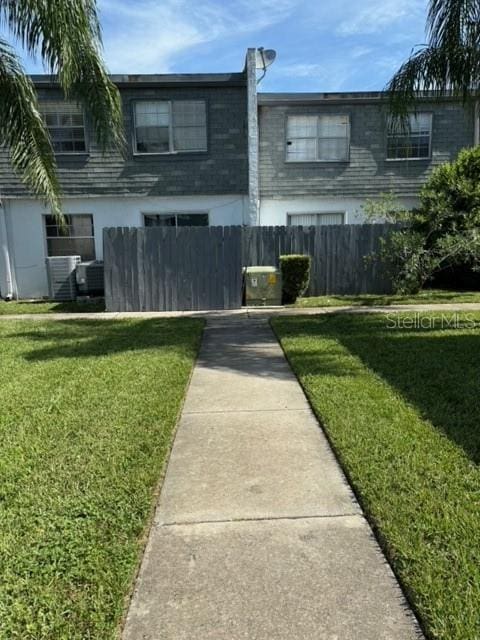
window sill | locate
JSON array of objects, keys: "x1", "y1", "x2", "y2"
[
  {"x1": 385, "y1": 157, "x2": 431, "y2": 162},
  {"x1": 284, "y1": 159, "x2": 350, "y2": 165},
  {"x1": 133, "y1": 151, "x2": 208, "y2": 157},
  {"x1": 55, "y1": 152, "x2": 90, "y2": 158}
]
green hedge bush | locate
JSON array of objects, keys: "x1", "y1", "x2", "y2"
[
  {"x1": 280, "y1": 254, "x2": 311, "y2": 304},
  {"x1": 366, "y1": 147, "x2": 480, "y2": 293}
]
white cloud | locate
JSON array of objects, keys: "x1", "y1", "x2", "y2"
[
  {"x1": 98, "y1": 0, "x2": 297, "y2": 73},
  {"x1": 336, "y1": 0, "x2": 424, "y2": 36},
  {"x1": 278, "y1": 63, "x2": 324, "y2": 78},
  {"x1": 8, "y1": 0, "x2": 428, "y2": 91},
  {"x1": 273, "y1": 60, "x2": 352, "y2": 92},
  {"x1": 350, "y1": 46, "x2": 374, "y2": 59}
]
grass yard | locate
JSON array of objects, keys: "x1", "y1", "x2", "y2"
[
  {"x1": 272, "y1": 312, "x2": 480, "y2": 640},
  {"x1": 294, "y1": 288, "x2": 480, "y2": 308},
  {"x1": 0, "y1": 318, "x2": 203, "y2": 639},
  {"x1": 0, "y1": 299, "x2": 106, "y2": 315}
]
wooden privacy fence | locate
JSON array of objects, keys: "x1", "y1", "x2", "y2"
[
  {"x1": 242, "y1": 224, "x2": 392, "y2": 297},
  {"x1": 103, "y1": 224, "x2": 394, "y2": 312},
  {"x1": 104, "y1": 226, "x2": 242, "y2": 312}
]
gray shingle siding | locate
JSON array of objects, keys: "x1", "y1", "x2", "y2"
[
  {"x1": 0, "y1": 84, "x2": 475, "y2": 203},
  {"x1": 258, "y1": 98, "x2": 475, "y2": 199},
  {"x1": 0, "y1": 83, "x2": 248, "y2": 198}
]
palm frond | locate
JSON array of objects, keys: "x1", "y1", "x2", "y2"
[
  {"x1": 0, "y1": 0, "x2": 102, "y2": 52},
  {"x1": 428, "y1": 0, "x2": 480, "y2": 49},
  {"x1": 0, "y1": 0, "x2": 124, "y2": 151},
  {"x1": 0, "y1": 39, "x2": 62, "y2": 219},
  {"x1": 386, "y1": 0, "x2": 480, "y2": 116}
]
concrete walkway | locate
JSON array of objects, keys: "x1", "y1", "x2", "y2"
[
  {"x1": 1, "y1": 301, "x2": 480, "y2": 321},
  {"x1": 122, "y1": 317, "x2": 423, "y2": 640}
]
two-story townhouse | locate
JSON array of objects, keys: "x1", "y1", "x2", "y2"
[
  {"x1": 257, "y1": 92, "x2": 476, "y2": 227},
  {"x1": 1, "y1": 47, "x2": 478, "y2": 300},
  {"x1": 0, "y1": 59, "x2": 257, "y2": 299}
]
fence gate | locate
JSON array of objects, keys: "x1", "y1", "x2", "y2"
[{"x1": 104, "y1": 226, "x2": 243, "y2": 312}]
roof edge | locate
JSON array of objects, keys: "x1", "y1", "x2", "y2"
[
  {"x1": 258, "y1": 90, "x2": 463, "y2": 105},
  {"x1": 30, "y1": 72, "x2": 247, "y2": 88}
]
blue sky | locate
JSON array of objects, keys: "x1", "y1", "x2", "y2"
[{"x1": 16, "y1": 0, "x2": 428, "y2": 92}]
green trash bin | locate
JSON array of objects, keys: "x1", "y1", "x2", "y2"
[{"x1": 244, "y1": 266, "x2": 282, "y2": 306}]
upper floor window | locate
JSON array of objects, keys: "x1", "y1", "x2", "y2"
[
  {"x1": 133, "y1": 100, "x2": 207, "y2": 154},
  {"x1": 41, "y1": 102, "x2": 86, "y2": 154},
  {"x1": 44, "y1": 214, "x2": 95, "y2": 260},
  {"x1": 144, "y1": 213, "x2": 209, "y2": 227},
  {"x1": 286, "y1": 114, "x2": 350, "y2": 162},
  {"x1": 387, "y1": 113, "x2": 432, "y2": 160}
]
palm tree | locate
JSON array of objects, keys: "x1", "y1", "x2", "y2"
[
  {"x1": 386, "y1": 0, "x2": 480, "y2": 116},
  {"x1": 0, "y1": 0, "x2": 123, "y2": 219}
]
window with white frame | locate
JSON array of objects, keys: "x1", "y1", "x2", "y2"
[
  {"x1": 134, "y1": 100, "x2": 207, "y2": 154},
  {"x1": 387, "y1": 113, "x2": 432, "y2": 160},
  {"x1": 286, "y1": 114, "x2": 350, "y2": 162},
  {"x1": 144, "y1": 213, "x2": 209, "y2": 227},
  {"x1": 44, "y1": 214, "x2": 95, "y2": 260},
  {"x1": 287, "y1": 212, "x2": 345, "y2": 226},
  {"x1": 40, "y1": 102, "x2": 87, "y2": 153}
]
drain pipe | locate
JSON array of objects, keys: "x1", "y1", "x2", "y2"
[{"x1": 0, "y1": 196, "x2": 14, "y2": 300}]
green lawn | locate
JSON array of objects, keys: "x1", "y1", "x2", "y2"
[
  {"x1": 295, "y1": 289, "x2": 480, "y2": 308},
  {"x1": 272, "y1": 312, "x2": 480, "y2": 640},
  {"x1": 2, "y1": 289, "x2": 479, "y2": 315},
  {"x1": 0, "y1": 318, "x2": 203, "y2": 639},
  {"x1": 0, "y1": 299, "x2": 105, "y2": 315}
]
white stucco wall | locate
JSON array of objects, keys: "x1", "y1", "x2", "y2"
[
  {"x1": 5, "y1": 194, "x2": 248, "y2": 299},
  {"x1": 259, "y1": 197, "x2": 419, "y2": 226},
  {"x1": 5, "y1": 192, "x2": 421, "y2": 299}
]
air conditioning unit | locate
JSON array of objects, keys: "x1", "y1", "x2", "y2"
[
  {"x1": 244, "y1": 266, "x2": 282, "y2": 306},
  {"x1": 46, "y1": 255, "x2": 81, "y2": 301},
  {"x1": 76, "y1": 260, "x2": 104, "y2": 295}
]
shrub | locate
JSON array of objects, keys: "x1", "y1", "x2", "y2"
[
  {"x1": 378, "y1": 229, "x2": 439, "y2": 294},
  {"x1": 368, "y1": 147, "x2": 480, "y2": 293},
  {"x1": 280, "y1": 254, "x2": 311, "y2": 303}
]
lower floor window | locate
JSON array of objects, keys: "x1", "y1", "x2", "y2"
[
  {"x1": 44, "y1": 214, "x2": 95, "y2": 260},
  {"x1": 144, "y1": 213, "x2": 209, "y2": 227},
  {"x1": 287, "y1": 212, "x2": 344, "y2": 226}
]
